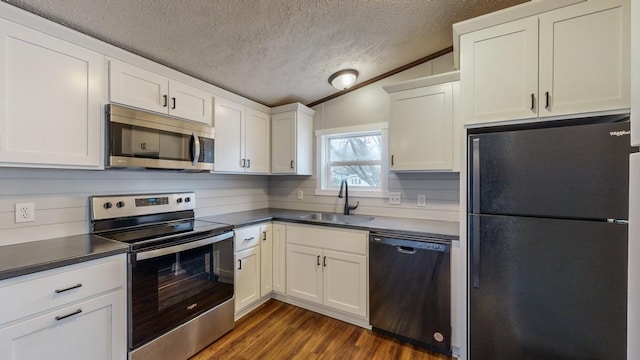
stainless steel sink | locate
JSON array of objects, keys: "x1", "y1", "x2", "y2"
[{"x1": 299, "y1": 212, "x2": 374, "y2": 224}]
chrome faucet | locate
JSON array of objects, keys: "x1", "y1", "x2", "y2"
[{"x1": 338, "y1": 179, "x2": 359, "y2": 215}]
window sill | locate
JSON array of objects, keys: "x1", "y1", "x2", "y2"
[{"x1": 315, "y1": 189, "x2": 387, "y2": 199}]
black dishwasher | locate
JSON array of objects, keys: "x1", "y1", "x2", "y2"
[{"x1": 369, "y1": 232, "x2": 451, "y2": 355}]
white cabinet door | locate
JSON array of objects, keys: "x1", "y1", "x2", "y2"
[
  {"x1": 214, "y1": 98, "x2": 245, "y2": 172},
  {"x1": 286, "y1": 244, "x2": 323, "y2": 304},
  {"x1": 272, "y1": 223, "x2": 287, "y2": 294},
  {"x1": 245, "y1": 108, "x2": 271, "y2": 174},
  {"x1": 389, "y1": 83, "x2": 454, "y2": 171},
  {"x1": 460, "y1": 17, "x2": 539, "y2": 124},
  {"x1": 0, "y1": 20, "x2": 103, "y2": 168},
  {"x1": 0, "y1": 290, "x2": 125, "y2": 360},
  {"x1": 110, "y1": 59, "x2": 213, "y2": 125},
  {"x1": 235, "y1": 246, "x2": 261, "y2": 312},
  {"x1": 271, "y1": 112, "x2": 296, "y2": 174},
  {"x1": 168, "y1": 81, "x2": 213, "y2": 125},
  {"x1": 322, "y1": 250, "x2": 367, "y2": 317},
  {"x1": 538, "y1": 0, "x2": 630, "y2": 117},
  {"x1": 109, "y1": 59, "x2": 168, "y2": 114},
  {"x1": 260, "y1": 223, "x2": 273, "y2": 297}
]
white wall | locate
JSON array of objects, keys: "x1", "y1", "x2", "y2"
[
  {"x1": 0, "y1": 168, "x2": 268, "y2": 246},
  {"x1": 269, "y1": 52, "x2": 460, "y2": 222}
]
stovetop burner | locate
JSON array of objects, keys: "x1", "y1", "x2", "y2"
[{"x1": 90, "y1": 192, "x2": 233, "y2": 252}]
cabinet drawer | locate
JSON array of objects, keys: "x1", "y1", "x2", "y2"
[
  {"x1": 286, "y1": 224, "x2": 368, "y2": 255},
  {"x1": 234, "y1": 226, "x2": 261, "y2": 252},
  {"x1": 0, "y1": 256, "x2": 125, "y2": 325}
]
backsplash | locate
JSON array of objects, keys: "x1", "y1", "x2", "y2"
[
  {"x1": 0, "y1": 168, "x2": 268, "y2": 246},
  {"x1": 269, "y1": 172, "x2": 460, "y2": 222}
]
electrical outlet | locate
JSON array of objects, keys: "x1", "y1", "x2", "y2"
[
  {"x1": 15, "y1": 202, "x2": 35, "y2": 223},
  {"x1": 389, "y1": 192, "x2": 401, "y2": 205},
  {"x1": 297, "y1": 189, "x2": 304, "y2": 200},
  {"x1": 417, "y1": 194, "x2": 427, "y2": 207}
]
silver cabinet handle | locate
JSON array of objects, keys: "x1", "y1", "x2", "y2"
[
  {"x1": 247, "y1": 159, "x2": 251, "y2": 168},
  {"x1": 290, "y1": 160, "x2": 294, "y2": 169},
  {"x1": 391, "y1": 155, "x2": 395, "y2": 166},
  {"x1": 323, "y1": 256, "x2": 327, "y2": 267},
  {"x1": 171, "y1": 97, "x2": 176, "y2": 109},
  {"x1": 262, "y1": 231, "x2": 267, "y2": 241},
  {"x1": 317, "y1": 255, "x2": 320, "y2": 266},
  {"x1": 238, "y1": 259, "x2": 242, "y2": 270},
  {"x1": 244, "y1": 237, "x2": 254, "y2": 241},
  {"x1": 241, "y1": 159, "x2": 246, "y2": 168},
  {"x1": 163, "y1": 95, "x2": 168, "y2": 107},
  {"x1": 191, "y1": 132, "x2": 200, "y2": 166},
  {"x1": 55, "y1": 309, "x2": 82, "y2": 321},
  {"x1": 55, "y1": 283, "x2": 82, "y2": 294}
]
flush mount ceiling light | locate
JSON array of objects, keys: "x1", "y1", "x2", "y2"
[{"x1": 328, "y1": 69, "x2": 359, "y2": 90}]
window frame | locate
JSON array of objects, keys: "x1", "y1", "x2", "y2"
[{"x1": 315, "y1": 123, "x2": 388, "y2": 198}]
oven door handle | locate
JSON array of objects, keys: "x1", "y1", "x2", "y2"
[{"x1": 135, "y1": 231, "x2": 233, "y2": 261}]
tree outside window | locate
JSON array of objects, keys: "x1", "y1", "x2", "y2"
[{"x1": 326, "y1": 133, "x2": 382, "y2": 189}]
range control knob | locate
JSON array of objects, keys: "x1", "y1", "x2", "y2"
[
  {"x1": 103, "y1": 202, "x2": 113, "y2": 209},
  {"x1": 185, "y1": 197, "x2": 191, "y2": 203},
  {"x1": 116, "y1": 201, "x2": 125, "y2": 208},
  {"x1": 176, "y1": 198, "x2": 183, "y2": 203}
]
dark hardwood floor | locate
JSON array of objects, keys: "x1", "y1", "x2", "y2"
[{"x1": 191, "y1": 300, "x2": 453, "y2": 360}]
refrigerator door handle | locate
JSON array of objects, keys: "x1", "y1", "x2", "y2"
[
  {"x1": 471, "y1": 138, "x2": 480, "y2": 214},
  {"x1": 607, "y1": 219, "x2": 629, "y2": 225},
  {"x1": 471, "y1": 215, "x2": 480, "y2": 289}
]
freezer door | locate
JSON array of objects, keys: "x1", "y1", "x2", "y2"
[
  {"x1": 469, "y1": 120, "x2": 632, "y2": 220},
  {"x1": 469, "y1": 214, "x2": 627, "y2": 360}
]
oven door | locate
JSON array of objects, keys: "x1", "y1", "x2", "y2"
[{"x1": 129, "y1": 231, "x2": 233, "y2": 350}]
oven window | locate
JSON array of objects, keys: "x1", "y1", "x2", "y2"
[
  {"x1": 158, "y1": 251, "x2": 213, "y2": 310},
  {"x1": 130, "y1": 237, "x2": 234, "y2": 349}
]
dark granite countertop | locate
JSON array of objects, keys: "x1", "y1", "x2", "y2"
[
  {"x1": 0, "y1": 208, "x2": 457, "y2": 281},
  {"x1": 198, "y1": 208, "x2": 459, "y2": 241},
  {"x1": 0, "y1": 234, "x2": 129, "y2": 281}
]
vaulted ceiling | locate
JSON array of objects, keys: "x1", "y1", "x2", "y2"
[{"x1": 3, "y1": 0, "x2": 528, "y2": 106}]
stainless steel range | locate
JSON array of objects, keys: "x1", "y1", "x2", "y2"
[{"x1": 90, "y1": 192, "x2": 235, "y2": 360}]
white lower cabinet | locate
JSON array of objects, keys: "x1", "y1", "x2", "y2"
[
  {"x1": 235, "y1": 246, "x2": 261, "y2": 312},
  {"x1": 0, "y1": 255, "x2": 126, "y2": 360},
  {"x1": 260, "y1": 223, "x2": 273, "y2": 297},
  {"x1": 285, "y1": 224, "x2": 368, "y2": 319},
  {"x1": 0, "y1": 290, "x2": 124, "y2": 360},
  {"x1": 272, "y1": 223, "x2": 287, "y2": 294},
  {"x1": 234, "y1": 225, "x2": 262, "y2": 314}
]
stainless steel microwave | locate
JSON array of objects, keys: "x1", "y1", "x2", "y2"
[{"x1": 106, "y1": 104, "x2": 214, "y2": 171}]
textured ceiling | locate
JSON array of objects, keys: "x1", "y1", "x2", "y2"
[{"x1": 3, "y1": 0, "x2": 527, "y2": 107}]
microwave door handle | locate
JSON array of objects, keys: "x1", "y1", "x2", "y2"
[{"x1": 191, "y1": 132, "x2": 201, "y2": 166}]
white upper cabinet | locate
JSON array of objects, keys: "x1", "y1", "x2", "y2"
[
  {"x1": 461, "y1": 0, "x2": 630, "y2": 125},
  {"x1": 538, "y1": 0, "x2": 630, "y2": 117},
  {"x1": 109, "y1": 59, "x2": 213, "y2": 125},
  {"x1": 0, "y1": 19, "x2": 103, "y2": 169},
  {"x1": 245, "y1": 108, "x2": 271, "y2": 174},
  {"x1": 386, "y1": 73, "x2": 460, "y2": 172},
  {"x1": 271, "y1": 103, "x2": 314, "y2": 175},
  {"x1": 461, "y1": 17, "x2": 538, "y2": 124},
  {"x1": 214, "y1": 97, "x2": 270, "y2": 174}
]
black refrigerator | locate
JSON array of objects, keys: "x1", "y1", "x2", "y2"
[{"x1": 468, "y1": 117, "x2": 632, "y2": 360}]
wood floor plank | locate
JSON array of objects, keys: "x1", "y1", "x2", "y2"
[{"x1": 191, "y1": 300, "x2": 453, "y2": 360}]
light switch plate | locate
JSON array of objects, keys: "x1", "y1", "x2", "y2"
[
  {"x1": 389, "y1": 192, "x2": 401, "y2": 205},
  {"x1": 417, "y1": 194, "x2": 426, "y2": 207},
  {"x1": 297, "y1": 189, "x2": 304, "y2": 200}
]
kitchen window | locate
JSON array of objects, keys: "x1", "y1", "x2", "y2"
[{"x1": 316, "y1": 123, "x2": 388, "y2": 197}]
